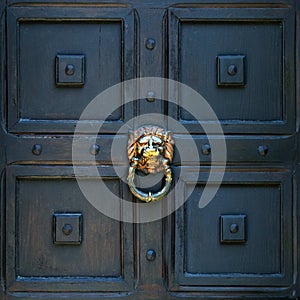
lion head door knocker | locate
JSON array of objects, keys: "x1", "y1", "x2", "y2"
[{"x1": 127, "y1": 126, "x2": 174, "y2": 203}]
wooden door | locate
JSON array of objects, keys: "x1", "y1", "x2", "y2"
[{"x1": 1, "y1": 1, "x2": 299, "y2": 299}]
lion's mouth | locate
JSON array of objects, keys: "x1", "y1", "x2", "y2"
[{"x1": 142, "y1": 147, "x2": 160, "y2": 158}]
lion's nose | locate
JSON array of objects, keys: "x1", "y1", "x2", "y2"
[{"x1": 148, "y1": 136, "x2": 154, "y2": 149}]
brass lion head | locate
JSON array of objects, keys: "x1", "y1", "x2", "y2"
[{"x1": 128, "y1": 126, "x2": 174, "y2": 174}]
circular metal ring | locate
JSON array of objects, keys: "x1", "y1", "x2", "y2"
[{"x1": 127, "y1": 160, "x2": 172, "y2": 203}]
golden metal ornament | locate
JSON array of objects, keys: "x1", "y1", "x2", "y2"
[{"x1": 127, "y1": 126, "x2": 174, "y2": 203}]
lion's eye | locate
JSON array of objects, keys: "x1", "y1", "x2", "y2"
[
  {"x1": 139, "y1": 136, "x2": 150, "y2": 144},
  {"x1": 152, "y1": 136, "x2": 162, "y2": 144}
]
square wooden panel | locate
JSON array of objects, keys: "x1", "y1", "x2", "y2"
[
  {"x1": 7, "y1": 7, "x2": 135, "y2": 133},
  {"x1": 168, "y1": 7, "x2": 295, "y2": 134},
  {"x1": 166, "y1": 167, "x2": 293, "y2": 292},
  {"x1": 5, "y1": 166, "x2": 134, "y2": 293}
]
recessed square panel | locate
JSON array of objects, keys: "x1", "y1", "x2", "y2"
[
  {"x1": 185, "y1": 184, "x2": 281, "y2": 274},
  {"x1": 17, "y1": 178, "x2": 121, "y2": 278},
  {"x1": 18, "y1": 22, "x2": 122, "y2": 121},
  {"x1": 6, "y1": 166, "x2": 134, "y2": 293},
  {"x1": 7, "y1": 7, "x2": 135, "y2": 133},
  {"x1": 168, "y1": 7, "x2": 295, "y2": 134},
  {"x1": 179, "y1": 22, "x2": 282, "y2": 122},
  {"x1": 169, "y1": 168, "x2": 293, "y2": 289}
]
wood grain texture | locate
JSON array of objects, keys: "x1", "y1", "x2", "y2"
[{"x1": 1, "y1": 1, "x2": 299, "y2": 299}]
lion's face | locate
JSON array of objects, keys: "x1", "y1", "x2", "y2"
[
  {"x1": 137, "y1": 135, "x2": 164, "y2": 158},
  {"x1": 128, "y1": 126, "x2": 174, "y2": 174}
]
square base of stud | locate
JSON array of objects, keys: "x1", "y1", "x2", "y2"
[{"x1": 53, "y1": 213, "x2": 83, "y2": 245}]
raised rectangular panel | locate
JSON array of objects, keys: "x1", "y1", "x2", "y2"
[
  {"x1": 167, "y1": 168, "x2": 293, "y2": 290},
  {"x1": 7, "y1": 7, "x2": 135, "y2": 133},
  {"x1": 6, "y1": 166, "x2": 134, "y2": 293},
  {"x1": 168, "y1": 7, "x2": 294, "y2": 134}
]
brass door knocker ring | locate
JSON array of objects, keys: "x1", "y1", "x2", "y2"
[{"x1": 127, "y1": 126, "x2": 174, "y2": 203}]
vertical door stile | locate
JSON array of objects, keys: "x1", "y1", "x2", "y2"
[{"x1": 135, "y1": 8, "x2": 167, "y2": 294}]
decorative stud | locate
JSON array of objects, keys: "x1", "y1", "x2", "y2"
[
  {"x1": 227, "y1": 64, "x2": 238, "y2": 76},
  {"x1": 62, "y1": 224, "x2": 73, "y2": 236},
  {"x1": 56, "y1": 54, "x2": 85, "y2": 87},
  {"x1": 32, "y1": 144, "x2": 42, "y2": 156},
  {"x1": 146, "y1": 91, "x2": 155, "y2": 102},
  {"x1": 217, "y1": 55, "x2": 245, "y2": 86},
  {"x1": 53, "y1": 213, "x2": 83, "y2": 245},
  {"x1": 220, "y1": 214, "x2": 246, "y2": 244},
  {"x1": 258, "y1": 145, "x2": 269, "y2": 156},
  {"x1": 146, "y1": 249, "x2": 156, "y2": 261},
  {"x1": 229, "y1": 223, "x2": 239, "y2": 234},
  {"x1": 145, "y1": 38, "x2": 156, "y2": 50},
  {"x1": 90, "y1": 144, "x2": 100, "y2": 155},
  {"x1": 201, "y1": 144, "x2": 211, "y2": 155},
  {"x1": 65, "y1": 64, "x2": 75, "y2": 76}
]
